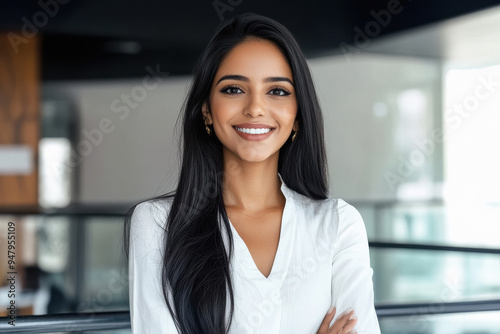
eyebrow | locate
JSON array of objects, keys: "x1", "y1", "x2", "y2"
[{"x1": 216, "y1": 74, "x2": 294, "y2": 86}]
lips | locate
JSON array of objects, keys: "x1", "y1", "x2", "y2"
[
  {"x1": 233, "y1": 123, "x2": 274, "y2": 129},
  {"x1": 232, "y1": 125, "x2": 275, "y2": 141},
  {"x1": 233, "y1": 126, "x2": 272, "y2": 134}
]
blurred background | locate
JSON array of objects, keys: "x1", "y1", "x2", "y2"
[{"x1": 1, "y1": 0, "x2": 500, "y2": 333}]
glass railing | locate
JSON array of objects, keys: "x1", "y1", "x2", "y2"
[
  {"x1": 1, "y1": 200, "x2": 499, "y2": 333},
  {"x1": 355, "y1": 199, "x2": 500, "y2": 249}
]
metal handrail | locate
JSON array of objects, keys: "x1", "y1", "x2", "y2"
[
  {"x1": 1, "y1": 300, "x2": 500, "y2": 333},
  {"x1": 369, "y1": 241, "x2": 500, "y2": 254},
  {"x1": 376, "y1": 299, "x2": 500, "y2": 317},
  {"x1": 0, "y1": 311, "x2": 130, "y2": 333}
]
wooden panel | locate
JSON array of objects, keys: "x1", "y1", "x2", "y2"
[{"x1": 0, "y1": 34, "x2": 40, "y2": 208}]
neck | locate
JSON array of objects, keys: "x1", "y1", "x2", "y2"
[{"x1": 222, "y1": 149, "x2": 284, "y2": 214}]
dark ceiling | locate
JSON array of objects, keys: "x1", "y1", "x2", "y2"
[{"x1": 1, "y1": 0, "x2": 499, "y2": 80}]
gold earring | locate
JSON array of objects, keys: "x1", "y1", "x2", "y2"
[
  {"x1": 291, "y1": 130, "x2": 297, "y2": 142},
  {"x1": 205, "y1": 123, "x2": 211, "y2": 135}
]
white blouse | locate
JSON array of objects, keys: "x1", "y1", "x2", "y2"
[{"x1": 129, "y1": 173, "x2": 381, "y2": 333}]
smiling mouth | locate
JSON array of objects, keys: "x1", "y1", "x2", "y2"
[{"x1": 233, "y1": 126, "x2": 275, "y2": 135}]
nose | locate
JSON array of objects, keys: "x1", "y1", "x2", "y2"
[{"x1": 244, "y1": 91, "x2": 266, "y2": 117}]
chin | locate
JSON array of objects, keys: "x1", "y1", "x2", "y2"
[
  {"x1": 241, "y1": 150, "x2": 280, "y2": 163},
  {"x1": 239, "y1": 155, "x2": 270, "y2": 163},
  {"x1": 223, "y1": 145, "x2": 279, "y2": 162}
]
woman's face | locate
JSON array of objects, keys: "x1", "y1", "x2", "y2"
[{"x1": 203, "y1": 38, "x2": 298, "y2": 163}]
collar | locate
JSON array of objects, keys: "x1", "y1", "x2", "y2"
[{"x1": 278, "y1": 172, "x2": 293, "y2": 199}]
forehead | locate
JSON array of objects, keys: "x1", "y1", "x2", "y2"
[{"x1": 215, "y1": 38, "x2": 293, "y2": 80}]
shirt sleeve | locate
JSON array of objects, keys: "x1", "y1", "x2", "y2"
[
  {"x1": 330, "y1": 199, "x2": 380, "y2": 333},
  {"x1": 128, "y1": 200, "x2": 180, "y2": 334}
]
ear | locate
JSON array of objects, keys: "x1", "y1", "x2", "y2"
[
  {"x1": 293, "y1": 119, "x2": 299, "y2": 132},
  {"x1": 202, "y1": 102, "x2": 213, "y2": 125}
]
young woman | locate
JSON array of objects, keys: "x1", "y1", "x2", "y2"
[{"x1": 124, "y1": 13, "x2": 380, "y2": 334}]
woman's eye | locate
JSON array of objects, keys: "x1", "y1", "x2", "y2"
[
  {"x1": 269, "y1": 88, "x2": 291, "y2": 96},
  {"x1": 220, "y1": 86, "x2": 243, "y2": 94}
]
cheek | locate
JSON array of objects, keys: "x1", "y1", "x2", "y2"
[
  {"x1": 210, "y1": 97, "x2": 240, "y2": 122},
  {"x1": 276, "y1": 96, "x2": 297, "y2": 115},
  {"x1": 277, "y1": 103, "x2": 298, "y2": 124}
]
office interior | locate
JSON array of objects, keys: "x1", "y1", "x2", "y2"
[{"x1": 0, "y1": 1, "x2": 500, "y2": 333}]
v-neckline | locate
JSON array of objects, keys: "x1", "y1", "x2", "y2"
[
  {"x1": 225, "y1": 173, "x2": 296, "y2": 288},
  {"x1": 228, "y1": 202, "x2": 286, "y2": 280}
]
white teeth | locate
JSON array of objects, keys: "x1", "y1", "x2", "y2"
[{"x1": 235, "y1": 127, "x2": 272, "y2": 135}]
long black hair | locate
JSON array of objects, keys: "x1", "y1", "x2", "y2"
[{"x1": 123, "y1": 13, "x2": 329, "y2": 334}]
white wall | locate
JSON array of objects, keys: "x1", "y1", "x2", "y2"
[
  {"x1": 42, "y1": 53, "x2": 442, "y2": 204},
  {"x1": 43, "y1": 76, "x2": 191, "y2": 204}
]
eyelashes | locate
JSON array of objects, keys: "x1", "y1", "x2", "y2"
[
  {"x1": 219, "y1": 85, "x2": 292, "y2": 96},
  {"x1": 220, "y1": 85, "x2": 244, "y2": 95},
  {"x1": 268, "y1": 87, "x2": 292, "y2": 96}
]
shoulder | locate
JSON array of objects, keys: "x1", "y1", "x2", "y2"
[
  {"x1": 288, "y1": 189, "x2": 337, "y2": 216},
  {"x1": 288, "y1": 190, "x2": 343, "y2": 224},
  {"x1": 293, "y1": 194, "x2": 367, "y2": 246},
  {"x1": 336, "y1": 199, "x2": 364, "y2": 227},
  {"x1": 289, "y1": 190, "x2": 363, "y2": 226},
  {"x1": 129, "y1": 197, "x2": 173, "y2": 247},
  {"x1": 131, "y1": 197, "x2": 173, "y2": 227}
]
